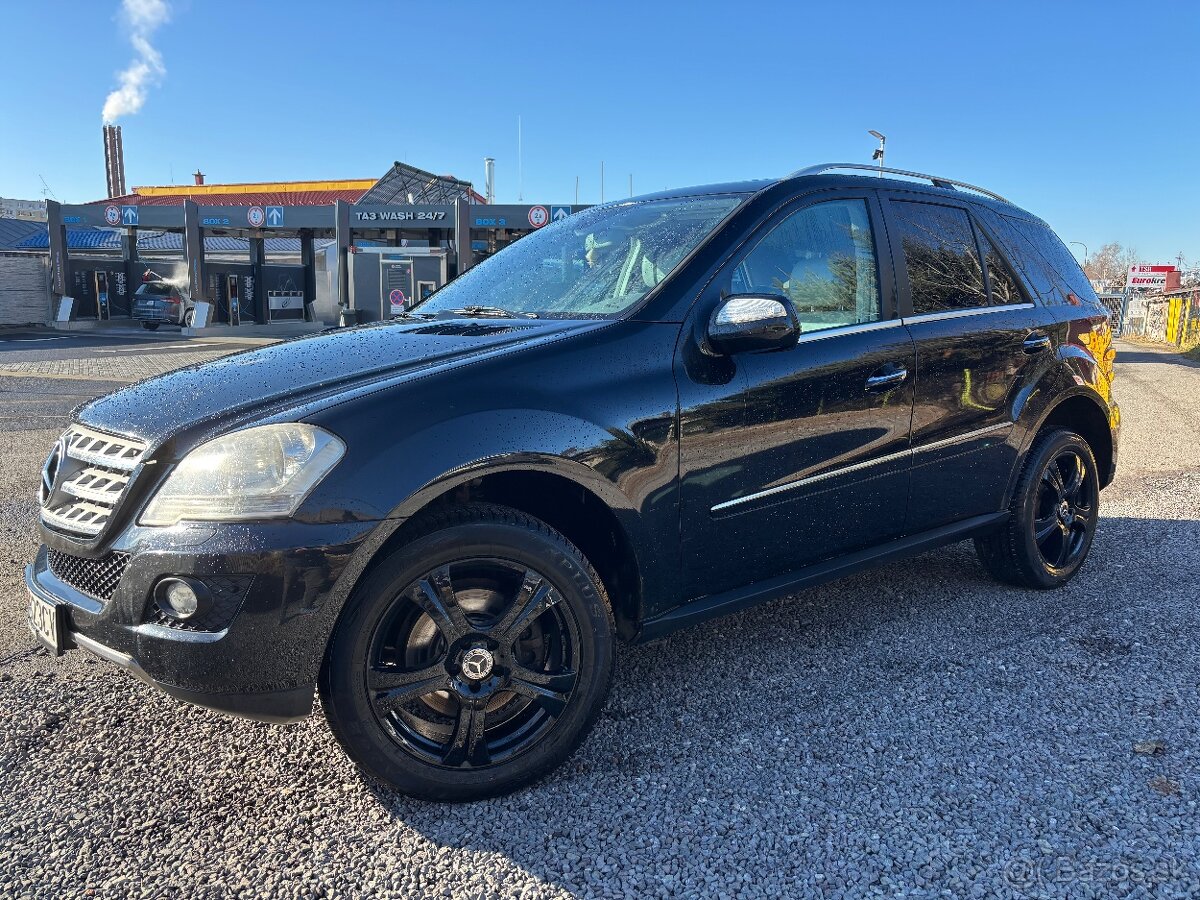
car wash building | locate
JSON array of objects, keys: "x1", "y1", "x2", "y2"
[{"x1": 27, "y1": 161, "x2": 583, "y2": 331}]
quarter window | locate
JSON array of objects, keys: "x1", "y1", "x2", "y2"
[
  {"x1": 892, "y1": 201, "x2": 987, "y2": 314},
  {"x1": 729, "y1": 199, "x2": 881, "y2": 333},
  {"x1": 1003, "y1": 215, "x2": 1100, "y2": 304}
]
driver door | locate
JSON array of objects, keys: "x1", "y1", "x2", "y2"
[{"x1": 677, "y1": 192, "x2": 916, "y2": 600}]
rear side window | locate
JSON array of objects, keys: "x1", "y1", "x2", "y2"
[
  {"x1": 977, "y1": 231, "x2": 1027, "y2": 305},
  {"x1": 891, "y1": 201, "x2": 987, "y2": 314},
  {"x1": 1001, "y1": 215, "x2": 1099, "y2": 305}
]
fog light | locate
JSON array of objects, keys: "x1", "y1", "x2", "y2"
[{"x1": 155, "y1": 577, "x2": 206, "y2": 620}]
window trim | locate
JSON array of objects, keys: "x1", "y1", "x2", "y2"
[{"x1": 902, "y1": 302, "x2": 1035, "y2": 325}]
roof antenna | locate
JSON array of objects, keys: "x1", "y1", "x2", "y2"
[{"x1": 868, "y1": 130, "x2": 886, "y2": 175}]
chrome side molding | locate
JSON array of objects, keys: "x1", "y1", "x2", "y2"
[{"x1": 711, "y1": 422, "x2": 1013, "y2": 514}]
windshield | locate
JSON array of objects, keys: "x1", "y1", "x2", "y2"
[{"x1": 415, "y1": 194, "x2": 744, "y2": 318}]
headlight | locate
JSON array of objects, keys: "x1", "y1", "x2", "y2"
[{"x1": 140, "y1": 424, "x2": 345, "y2": 527}]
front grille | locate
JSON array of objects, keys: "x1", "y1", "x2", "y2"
[
  {"x1": 41, "y1": 425, "x2": 147, "y2": 538},
  {"x1": 47, "y1": 547, "x2": 131, "y2": 602}
]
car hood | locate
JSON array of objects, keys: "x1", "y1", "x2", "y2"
[{"x1": 77, "y1": 318, "x2": 601, "y2": 447}]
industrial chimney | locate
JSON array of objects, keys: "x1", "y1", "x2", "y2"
[
  {"x1": 484, "y1": 157, "x2": 495, "y2": 205},
  {"x1": 102, "y1": 124, "x2": 127, "y2": 198}
]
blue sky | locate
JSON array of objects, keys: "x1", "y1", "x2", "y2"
[{"x1": 2, "y1": 0, "x2": 1197, "y2": 265}]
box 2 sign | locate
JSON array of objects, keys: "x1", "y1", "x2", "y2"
[{"x1": 1126, "y1": 264, "x2": 1175, "y2": 289}]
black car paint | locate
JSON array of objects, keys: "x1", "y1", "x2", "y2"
[{"x1": 28, "y1": 173, "x2": 1119, "y2": 723}]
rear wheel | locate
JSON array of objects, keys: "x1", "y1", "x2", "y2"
[
  {"x1": 975, "y1": 430, "x2": 1100, "y2": 589},
  {"x1": 183, "y1": 308, "x2": 195, "y2": 328},
  {"x1": 321, "y1": 503, "x2": 615, "y2": 801},
  {"x1": 141, "y1": 322, "x2": 160, "y2": 331}
]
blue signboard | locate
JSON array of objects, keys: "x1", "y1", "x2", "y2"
[
  {"x1": 551, "y1": 206, "x2": 572, "y2": 222},
  {"x1": 121, "y1": 206, "x2": 139, "y2": 226},
  {"x1": 266, "y1": 206, "x2": 285, "y2": 226}
]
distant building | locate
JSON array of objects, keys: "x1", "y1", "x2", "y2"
[
  {"x1": 0, "y1": 197, "x2": 48, "y2": 222},
  {"x1": 89, "y1": 161, "x2": 484, "y2": 208}
]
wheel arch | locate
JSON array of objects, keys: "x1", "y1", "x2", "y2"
[
  {"x1": 1020, "y1": 389, "x2": 1115, "y2": 490},
  {"x1": 347, "y1": 459, "x2": 649, "y2": 642}
]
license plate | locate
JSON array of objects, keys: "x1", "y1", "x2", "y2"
[{"x1": 27, "y1": 593, "x2": 65, "y2": 656}]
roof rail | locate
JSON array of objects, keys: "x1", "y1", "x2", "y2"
[{"x1": 789, "y1": 163, "x2": 1012, "y2": 204}]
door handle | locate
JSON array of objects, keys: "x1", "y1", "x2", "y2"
[
  {"x1": 865, "y1": 366, "x2": 908, "y2": 392},
  {"x1": 1022, "y1": 333, "x2": 1052, "y2": 354}
]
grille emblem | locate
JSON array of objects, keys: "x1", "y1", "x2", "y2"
[{"x1": 39, "y1": 439, "x2": 65, "y2": 507}]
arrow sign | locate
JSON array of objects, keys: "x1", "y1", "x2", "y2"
[
  {"x1": 551, "y1": 206, "x2": 571, "y2": 222},
  {"x1": 121, "y1": 206, "x2": 139, "y2": 226},
  {"x1": 266, "y1": 206, "x2": 284, "y2": 226}
]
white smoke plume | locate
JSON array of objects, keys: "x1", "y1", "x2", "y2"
[{"x1": 102, "y1": 0, "x2": 171, "y2": 123}]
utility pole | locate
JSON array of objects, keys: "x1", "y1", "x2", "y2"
[
  {"x1": 517, "y1": 116, "x2": 523, "y2": 202},
  {"x1": 575, "y1": 175, "x2": 579, "y2": 205},
  {"x1": 600, "y1": 161, "x2": 605, "y2": 203},
  {"x1": 629, "y1": 174, "x2": 633, "y2": 198}
]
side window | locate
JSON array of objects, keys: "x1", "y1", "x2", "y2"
[
  {"x1": 977, "y1": 230, "x2": 1027, "y2": 305},
  {"x1": 892, "y1": 201, "x2": 987, "y2": 314},
  {"x1": 730, "y1": 199, "x2": 881, "y2": 333},
  {"x1": 1003, "y1": 215, "x2": 1100, "y2": 304},
  {"x1": 976, "y1": 210, "x2": 1058, "y2": 302}
]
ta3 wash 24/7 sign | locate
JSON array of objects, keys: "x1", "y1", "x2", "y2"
[{"x1": 1126, "y1": 264, "x2": 1175, "y2": 289}]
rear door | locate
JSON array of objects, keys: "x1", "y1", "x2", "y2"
[
  {"x1": 677, "y1": 191, "x2": 916, "y2": 599},
  {"x1": 883, "y1": 195, "x2": 1042, "y2": 532}
]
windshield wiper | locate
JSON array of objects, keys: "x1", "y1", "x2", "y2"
[{"x1": 452, "y1": 305, "x2": 538, "y2": 319}]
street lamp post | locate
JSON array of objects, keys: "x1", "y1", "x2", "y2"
[
  {"x1": 1069, "y1": 241, "x2": 1089, "y2": 266},
  {"x1": 868, "y1": 130, "x2": 886, "y2": 175}
]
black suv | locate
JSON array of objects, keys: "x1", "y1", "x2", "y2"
[{"x1": 26, "y1": 164, "x2": 1119, "y2": 801}]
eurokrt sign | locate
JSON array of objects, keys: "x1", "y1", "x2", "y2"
[{"x1": 1126, "y1": 264, "x2": 1175, "y2": 289}]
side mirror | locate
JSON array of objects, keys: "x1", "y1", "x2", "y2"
[{"x1": 707, "y1": 294, "x2": 799, "y2": 355}]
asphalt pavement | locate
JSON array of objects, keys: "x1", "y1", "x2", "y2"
[{"x1": 1, "y1": 336, "x2": 1197, "y2": 898}]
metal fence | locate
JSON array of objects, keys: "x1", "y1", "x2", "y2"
[{"x1": 1121, "y1": 290, "x2": 1200, "y2": 350}]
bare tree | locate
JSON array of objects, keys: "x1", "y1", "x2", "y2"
[{"x1": 1083, "y1": 242, "x2": 1140, "y2": 291}]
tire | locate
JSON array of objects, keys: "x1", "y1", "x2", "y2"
[
  {"x1": 320, "y1": 502, "x2": 615, "y2": 801},
  {"x1": 141, "y1": 322, "x2": 160, "y2": 331},
  {"x1": 183, "y1": 309, "x2": 195, "y2": 328},
  {"x1": 974, "y1": 429, "x2": 1100, "y2": 589}
]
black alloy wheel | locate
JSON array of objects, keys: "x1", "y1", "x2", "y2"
[
  {"x1": 975, "y1": 429, "x2": 1101, "y2": 589},
  {"x1": 321, "y1": 503, "x2": 614, "y2": 801},
  {"x1": 1031, "y1": 448, "x2": 1095, "y2": 571},
  {"x1": 367, "y1": 558, "x2": 581, "y2": 769}
]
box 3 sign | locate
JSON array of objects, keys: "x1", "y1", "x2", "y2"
[{"x1": 1126, "y1": 264, "x2": 1175, "y2": 289}]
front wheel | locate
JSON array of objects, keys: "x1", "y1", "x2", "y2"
[
  {"x1": 320, "y1": 503, "x2": 615, "y2": 801},
  {"x1": 975, "y1": 429, "x2": 1100, "y2": 589},
  {"x1": 183, "y1": 308, "x2": 195, "y2": 328}
]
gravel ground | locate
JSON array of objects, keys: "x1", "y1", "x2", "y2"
[{"x1": 1, "y1": 339, "x2": 1198, "y2": 898}]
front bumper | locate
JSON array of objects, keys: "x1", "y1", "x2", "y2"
[{"x1": 26, "y1": 518, "x2": 383, "y2": 722}]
